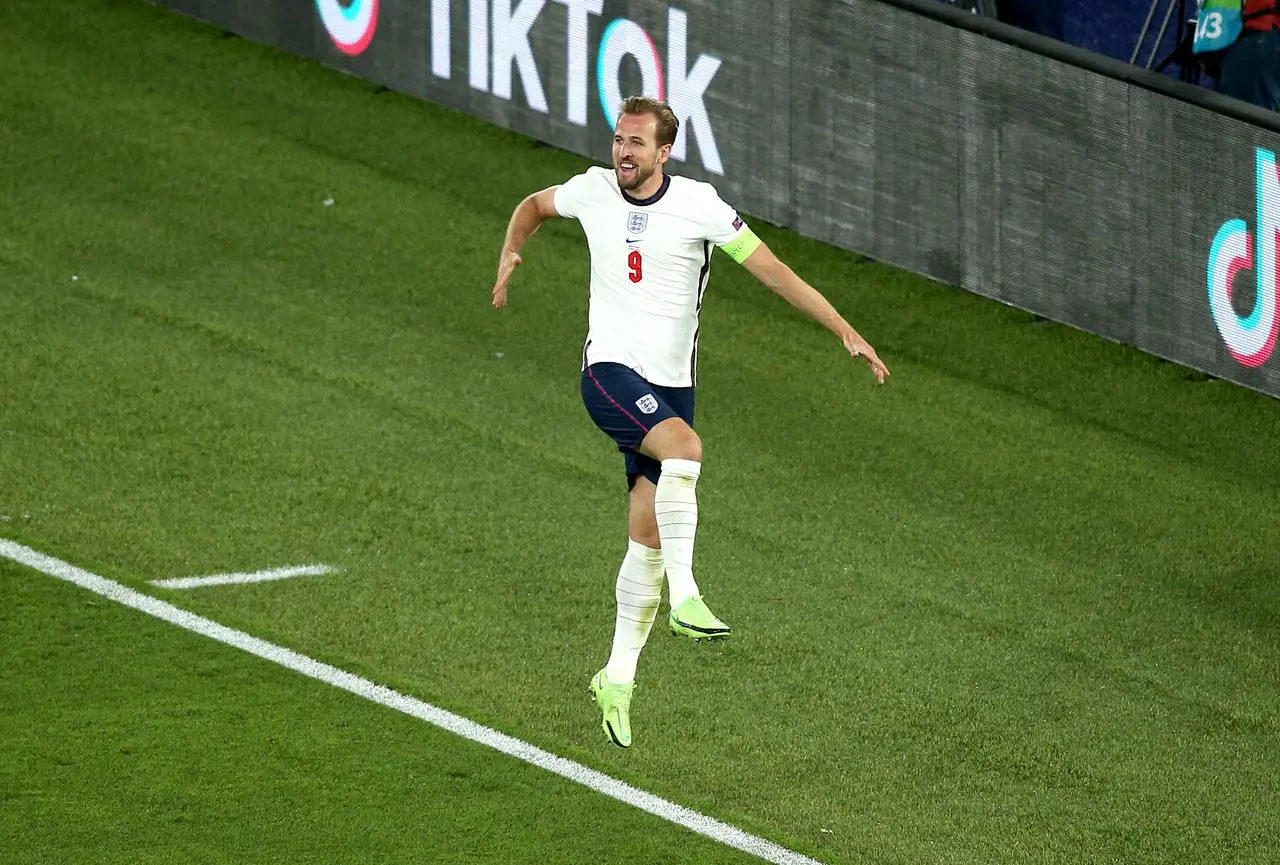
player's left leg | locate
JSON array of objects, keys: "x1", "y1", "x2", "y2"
[{"x1": 638, "y1": 416, "x2": 729, "y2": 643}]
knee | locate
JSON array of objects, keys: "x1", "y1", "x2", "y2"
[
  {"x1": 628, "y1": 513, "x2": 661, "y2": 549},
  {"x1": 630, "y1": 528, "x2": 661, "y2": 550},
  {"x1": 671, "y1": 429, "x2": 702, "y2": 463},
  {"x1": 643, "y1": 418, "x2": 703, "y2": 463}
]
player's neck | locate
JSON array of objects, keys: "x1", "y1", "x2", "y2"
[{"x1": 621, "y1": 171, "x2": 669, "y2": 205}]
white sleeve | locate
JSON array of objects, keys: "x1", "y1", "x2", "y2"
[
  {"x1": 698, "y1": 188, "x2": 749, "y2": 247},
  {"x1": 698, "y1": 187, "x2": 764, "y2": 264},
  {"x1": 553, "y1": 171, "x2": 593, "y2": 219}
]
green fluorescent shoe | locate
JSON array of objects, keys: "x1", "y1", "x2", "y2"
[
  {"x1": 668, "y1": 595, "x2": 731, "y2": 641},
  {"x1": 589, "y1": 669, "x2": 634, "y2": 748}
]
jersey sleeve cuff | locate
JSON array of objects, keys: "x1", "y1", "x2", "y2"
[{"x1": 552, "y1": 187, "x2": 571, "y2": 218}]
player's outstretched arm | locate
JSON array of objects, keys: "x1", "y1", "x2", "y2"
[
  {"x1": 742, "y1": 242, "x2": 890, "y2": 384},
  {"x1": 493, "y1": 187, "x2": 560, "y2": 309}
]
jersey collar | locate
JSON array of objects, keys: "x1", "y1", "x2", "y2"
[{"x1": 620, "y1": 174, "x2": 671, "y2": 207}]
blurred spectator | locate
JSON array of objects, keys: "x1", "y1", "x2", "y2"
[
  {"x1": 1214, "y1": 1, "x2": 1280, "y2": 109},
  {"x1": 939, "y1": 0, "x2": 1063, "y2": 39},
  {"x1": 995, "y1": 0, "x2": 1066, "y2": 40},
  {"x1": 943, "y1": 0, "x2": 996, "y2": 13}
]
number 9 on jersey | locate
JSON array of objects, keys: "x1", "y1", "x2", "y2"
[{"x1": 628, "y1": 249, "x2": 643, "y2": 284}]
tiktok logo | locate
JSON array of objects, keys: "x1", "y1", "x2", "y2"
[
  {"x1": 315, "y1": 0, "x2": 379, "y2": 56},
  {"x1": 593, "y1": 9, "x2": 721, "y2": 173},
  {"x1": 596, "y1": 18, "x2": 665, "y2": 124},
  {"x1": 1207, "y1": 147, "x2": 1280, "y2": 367},
  {"x1": 308, "y1": 1, "x2": 724, "y2": 176}
]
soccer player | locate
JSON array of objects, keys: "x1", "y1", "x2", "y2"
[{"x1": 492, "y1": 96, "x2": 889, "y2": 748}]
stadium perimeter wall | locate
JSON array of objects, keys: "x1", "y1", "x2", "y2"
[{"x1": 158, "y1": 0, "x2": 1280, "y2": 399}]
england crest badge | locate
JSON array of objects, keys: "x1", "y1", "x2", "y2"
[
  {"x1": 635, "y1": 394, "x2": 659, "y2": 414},
  {"x1": 628, "y1": 212, "x2": 648, "y2": 234}
]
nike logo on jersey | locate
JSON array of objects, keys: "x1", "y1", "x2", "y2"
[{"x1": 626, "y1": 237, "x2": 643, "y2": 245}]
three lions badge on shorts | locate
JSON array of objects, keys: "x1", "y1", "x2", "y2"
[{"x1": 636, "y1": 394, "x2": 658, "y2": 414}]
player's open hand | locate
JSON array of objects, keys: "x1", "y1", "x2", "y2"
[
  {"x1": 843, "y1": 334, "x2": 890, "y2": 384},
  {"x1": 492, "y1": 250, "x2": 522, "y2": 308}
]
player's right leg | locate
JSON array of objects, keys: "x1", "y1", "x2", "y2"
[
  {"x1": 579, "y1": 363, "x2": 676, "y2": 747},
  {"x1": 589, "y1": 478, "x2": 666, "y2": 748}
]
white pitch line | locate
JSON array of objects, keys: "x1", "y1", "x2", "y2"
[
  {"x1": 149, "y1": 564, "x2": 337, "y2": 590},
  {"x1": 0, "y1": 538, "x2": 827, "y2": 865}
]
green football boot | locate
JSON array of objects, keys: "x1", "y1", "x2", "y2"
[
  {"x1": 668, "y1": 595, "x2": 731, "y2": 641},
  {"x1": 589, "y1": 668, "x2": 634, "y2": 748}
]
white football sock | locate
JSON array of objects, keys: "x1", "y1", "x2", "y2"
[
  {"x1": 654, "y1": 458, "x2": 702, "y2": 609},
  {"x1": 604, "y1": 540, "x2": 665, "y2": 686}
]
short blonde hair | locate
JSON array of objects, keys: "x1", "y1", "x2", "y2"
[{"x1": 620, "y1": 96, "x2": 679, "y2": 148}]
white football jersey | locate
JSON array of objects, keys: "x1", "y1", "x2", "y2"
[{"x1": 553, "y1": 166, "x2": 752, "y2": 388}]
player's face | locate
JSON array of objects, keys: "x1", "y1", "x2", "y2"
[{"x1": 612, "y1": 113, "x2": 669, "y2": 195}]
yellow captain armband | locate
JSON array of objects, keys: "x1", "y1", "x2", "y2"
[{"x1": 719, "y1": 225, "x2": 762, "y2": 265}]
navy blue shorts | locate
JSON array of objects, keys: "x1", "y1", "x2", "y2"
[{"x1": 580, "y1": 362, "x2": 695, "y2": 489}]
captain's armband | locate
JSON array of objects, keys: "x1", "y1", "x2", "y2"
[{"x1": 719, "y1": 226, "x2": 762, "y2": 265}]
